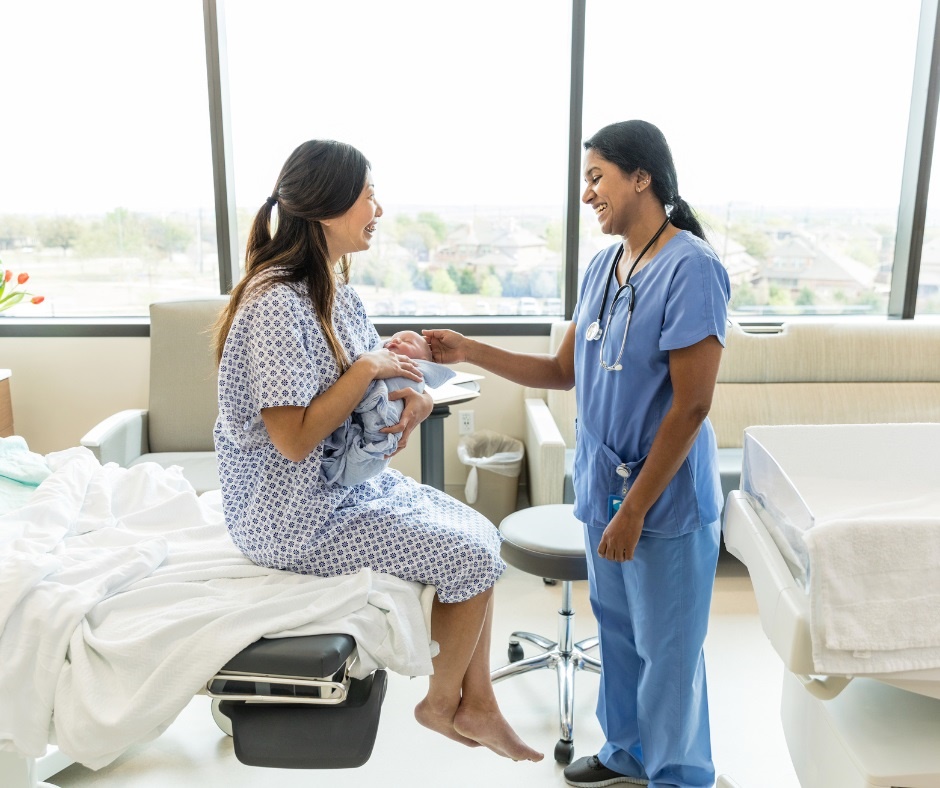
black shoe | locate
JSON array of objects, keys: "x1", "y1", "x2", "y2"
[{"x1": 563, "y1": 755, "x2": 649, "y2": 787}]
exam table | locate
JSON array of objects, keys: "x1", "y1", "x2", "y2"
[
  {"x1": 1, "y1": 637, "x2": 388, "y2": 788},
  {"x1": 0, "y1": 445, "x2": 428, "y2": 788},
  {"x1": 722, "y1": 424, "x2": 940, "y2": 788}
]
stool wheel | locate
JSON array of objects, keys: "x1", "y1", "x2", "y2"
[
  {"x1": 211, "y1": 699, "x2": 233, "y2": 736},
  {"x1": 542, "y1": 577, "x2": 558, "y2": 586},
  {"x1": 554, "y1": 738, "x2": 574, "y2": 764},
  {"x1": 508, "y1": 639, "x2": 525, "y2": 663}
]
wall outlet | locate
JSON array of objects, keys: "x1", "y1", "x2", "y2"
[{"x1": 458, "y1": 410, "x2": 474, "y2": 435}]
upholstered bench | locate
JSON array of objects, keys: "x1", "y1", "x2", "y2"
[{"x1": 524, "y1": 320, "x2": 940, "y2": 509}]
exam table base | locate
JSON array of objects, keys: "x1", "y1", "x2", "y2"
[
  {"x1": 215, "y1": 669, "x2": 387, "y2": 769},
  {"x1": 208, "y1": 633, "x2": 388, "y2": 769},
  {"x1": 781, "y1": 670, "x2": 940, "y2": 788}
]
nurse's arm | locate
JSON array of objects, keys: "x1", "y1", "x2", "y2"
[
  {"x1": 422, "y1": 322, "x2": 577, "y2": 390},
  {"x1": 600, "y1": 335, "x2": 723, "y2": 560}
]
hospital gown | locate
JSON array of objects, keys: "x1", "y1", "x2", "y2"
[
  {"x1": 320, "y1": 358, "x2": 455, "y2": 487},
  {"x1": 213, "y1": 280, "x2": 504, "y2": 603}
]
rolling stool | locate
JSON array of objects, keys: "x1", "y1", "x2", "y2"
[{"x1": 491, "y1": 503, "x2": 601, "y2": 765}]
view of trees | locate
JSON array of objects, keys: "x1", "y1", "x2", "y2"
[{"x1": 0, "y1": 203, "x2": 905, "y2": 318}]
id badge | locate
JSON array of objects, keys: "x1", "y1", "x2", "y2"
[{"x1": 607, "y1": 495, "x2": 623, "y2": 519}]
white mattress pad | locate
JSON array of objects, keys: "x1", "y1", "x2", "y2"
[{"x1": 734, "y1": 423, "x2": 940, "y2": 676}]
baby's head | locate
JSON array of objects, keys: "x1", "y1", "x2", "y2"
[{"x1": 384, "y1": 330, "x2": 432, "y2": 361}]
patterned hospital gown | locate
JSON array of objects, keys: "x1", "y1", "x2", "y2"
[{"x1": 213, "y1": 279, "x2": 505, "y2": 603}]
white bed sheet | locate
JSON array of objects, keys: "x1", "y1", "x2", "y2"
[
  {"x1": 737, "y1": 423, "x2": 940, "y2": 675},
  {"x1": 0, "y1": 446, "x2": 435, "y2": 771}
]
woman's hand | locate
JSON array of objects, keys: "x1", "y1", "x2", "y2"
[
  {"x1": 422, "y1": 329, "x2": 469, "y2": 364},
  {"x1": 597, "y1": 506, "x2": 645, "y2": 562},
  {"x1": 358, "y1": 347, "x2": 424, "y2": 383},
  {"x1": 380, "y1": 387, "x2": 434, "y2": 456}
]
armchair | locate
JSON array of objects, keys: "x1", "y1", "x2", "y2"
[
  {"x1": 80, "y1": 298, "x2": 228, "y2": 494},
  {"x1": 523, "y1": 321, "x2": 576, "y2": 507}
]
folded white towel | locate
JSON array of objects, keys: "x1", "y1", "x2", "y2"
[{"x1": 805, "y1": 514, "x2": 940, "y2": 674}]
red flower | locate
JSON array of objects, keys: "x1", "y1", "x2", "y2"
[{"x1": 0, "y1": 266, "x2": 43, "y2": 314}]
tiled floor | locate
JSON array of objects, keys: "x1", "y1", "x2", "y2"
[{"x1": 48, "y1": 553, "x2": 800, "y2": 788}]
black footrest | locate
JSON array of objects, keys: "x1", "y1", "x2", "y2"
[
  {"x1": 220, "y1": 669, "x2": 388, "y2": 769},
  {"x1": 220, "y1": 633, "x2": 356, "y2": 678}
]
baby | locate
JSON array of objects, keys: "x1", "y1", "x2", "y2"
[{"x1": 319, "y1": 331, "x2": 455, "y2": 486}]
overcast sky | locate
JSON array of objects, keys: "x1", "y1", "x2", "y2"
[{"x1": 0, "y1": 0, "x2": 926, "y2": 219}]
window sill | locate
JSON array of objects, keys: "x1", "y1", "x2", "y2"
[{"x1": 0, "y1": 315, "x2": 559, "y2": 339}]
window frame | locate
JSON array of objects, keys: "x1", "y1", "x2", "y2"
[{"x1": 2, "y1": 0, "x2": 936, "y2": 339}]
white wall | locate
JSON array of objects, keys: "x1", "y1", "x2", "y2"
[{"x1": 0, "y1": 333, "x2": 548, "y2": 494}]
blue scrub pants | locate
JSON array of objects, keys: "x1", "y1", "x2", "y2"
[{"x1": 584, "y1": 520, "x2": 720, "y2": 788}]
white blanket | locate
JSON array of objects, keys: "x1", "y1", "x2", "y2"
[{"x1": 0, "y1": 447, "x2": 435, "y2": 770}]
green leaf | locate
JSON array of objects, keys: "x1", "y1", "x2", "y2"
[{"x1": 0, "y1": 291, "x2": 27, "y2": 313}]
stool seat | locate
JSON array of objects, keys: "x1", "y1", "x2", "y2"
[
  {"x1": 499, "y1": 503, "x2": 588, "y2": 581},
  {"x1": 492, "y1": 504, "x2": 600, "y2": 765}
]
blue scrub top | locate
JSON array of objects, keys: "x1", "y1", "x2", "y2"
[{"x1": 572, "y1": 230, "x2": 731, "y2": 537}]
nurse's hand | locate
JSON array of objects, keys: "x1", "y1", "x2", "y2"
[
  {"x1": 381, "y1": 387, "x2": 434, "y2": 456},
  {"x1": 422, "y1": 329, "x2": 469, "y2": 364},
  {"x1": 598, "y1": 508, "x2": 644, "y2": 562}
]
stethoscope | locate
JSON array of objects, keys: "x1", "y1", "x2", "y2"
[{"x1": 585, "y1": 215, "x2": 672, "y2": 372}]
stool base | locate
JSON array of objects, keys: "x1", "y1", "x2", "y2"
[{"x1": 491, "y1": 579, "x2": 600, "y2": 764}]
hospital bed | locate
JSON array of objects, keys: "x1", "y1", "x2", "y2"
[
  {"x1": 0, "y1": 443, "x2": 432, "y2": 788},
  {"x1": 722, "y1": 423, "x2": 940, "y2": 788}
]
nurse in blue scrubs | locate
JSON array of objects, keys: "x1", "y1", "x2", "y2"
[{"x1": 424, "y1": 119, "x2": 730, "y2": 788}]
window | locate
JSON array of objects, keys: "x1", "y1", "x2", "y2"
[
  {"x1": 2, "y1": 1, "x2": 936, "y2": 327},
  {"x1": 223, "y1": 0, "x2": 570, "y2": 319},
  {"x1": 580, "y1": 0, "x2": 921, "y2": 318},
  {"x1": 0, "y1": 0, "x2": 219, "y2": 317},
  {"x1": 919, "y1": 110, "x2": 940, "y2": 315}
]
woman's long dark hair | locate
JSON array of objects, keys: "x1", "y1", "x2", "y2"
[
  {"x1": 214, "y1": 140, "x2": 370, "y2": 369},
  {"x1": 584, "y1": 120, "x2": 707, "y2": 241}
]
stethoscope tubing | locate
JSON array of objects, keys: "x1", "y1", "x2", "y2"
[{"x1": 588, "y1": 214, "x2": 672, "y2": 337}]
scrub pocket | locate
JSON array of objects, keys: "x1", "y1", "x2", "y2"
[{"x1": 577, "y1": 437, "x2": 703, "y2": 538}]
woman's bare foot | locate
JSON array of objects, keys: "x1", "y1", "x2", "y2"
[
  {"x1": 414, "y1": 698, "x2": 481, "y2": 748},
  {"x1": 453, "y1": 702, "x2": 544, "y2": 762}
]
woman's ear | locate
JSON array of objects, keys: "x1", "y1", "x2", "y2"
[{"x1": 635, "y1": 170, "x2": 652, "y2": 193}]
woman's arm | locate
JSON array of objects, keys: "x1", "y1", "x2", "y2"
[
  {"x1": 597, "y1": 335, "x2": 724, "y2": 562},
  {"x1": 262, "y1": 350, "x2": 423, "y2": 463},
  {"x1": 422, "y1": 323, "x2": 578, "y2": 391}
]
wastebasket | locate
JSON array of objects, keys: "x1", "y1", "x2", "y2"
[{"x1": 457, "y1": 430, "x2": 525, "y2": 527}]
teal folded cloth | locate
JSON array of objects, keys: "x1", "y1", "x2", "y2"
[
  {"x1": 0, "y1": 436, "x2": 51, "y2": 516},
  {"x1": 0, "y1": 435, "x2": 51, "y2": 486}
]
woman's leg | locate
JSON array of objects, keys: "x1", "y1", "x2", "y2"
[{"x1": 415, "y1": 590, "x2": 543, "y2": 762}]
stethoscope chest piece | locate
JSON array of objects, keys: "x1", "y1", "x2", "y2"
[{"x1": 585, "y1": 321, "x2": 601, "y2": 341}]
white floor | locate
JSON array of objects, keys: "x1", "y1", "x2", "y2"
[{"x1": 47, "y1": 553, "x2": 800, "y2": 788}]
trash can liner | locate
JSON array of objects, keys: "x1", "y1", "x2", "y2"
[{"x1": 457, "y1": 430, "x2": 524, "y2": 505}]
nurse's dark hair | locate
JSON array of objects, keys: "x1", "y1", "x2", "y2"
[
  {"x1": 213, "y1": 139, "x2": 370, "y2": 370},
  {"x1": 584, "y1": 120, "x2": 707, "y2": 241}
]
